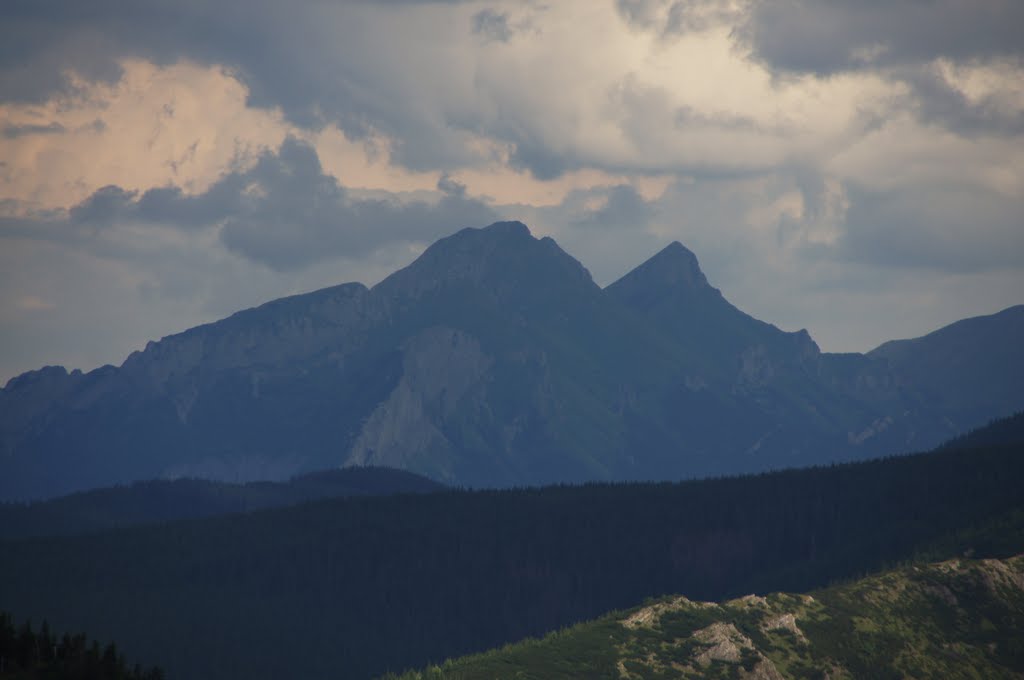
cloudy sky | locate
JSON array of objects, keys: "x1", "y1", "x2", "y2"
[{"x1": 2, "y1": 0, "x2": 1022, "y2": 384}]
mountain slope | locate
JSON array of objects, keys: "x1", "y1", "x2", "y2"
[
  {"x1": 0, "y1": 280, "x2": 396, "y2": 500},
  {"x1": 391, "y1": 554, "x2": 1024, "y2": 680},
  {"x1": 0, "y1": 466, "x2": 443, "y2": 541},
  {"x1": 605, "y1": 241, "x2": 799, "y2": 369},
  {"x1": 0, "y1": 222, "x2": 689, "y2": 499},
  {"x1": 605, "y1": 242, "x2": 928, "y2": 461},
  {"x1": 870, "y1": 305, "x2": 1024, "y2": 425},
  {"x1": 1, "y1": 432, "x2": 1022, "y2": 680},
  {"x1": 338, "y1": 221, "x2": 688, "y2": 486},
  {"x1": 942, "y1": 411, "x2": 1024, "y2": 451},
  {"x1": 1, "y1": 221, "x2": 1022, "y2": 500}
]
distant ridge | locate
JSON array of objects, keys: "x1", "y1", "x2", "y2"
[
  {"x1": 0, "y1": 466, "x2": 444, "y2": 541},
  {"x1": 1, "y1": 221, "x2": 1022, "y2": 500},
  {"x1": 869, "y1": 304, "x2": 1024, "y2": 423},
  {"x1": 940, "y1": 410, "x2": 1024, "y2": 451}
]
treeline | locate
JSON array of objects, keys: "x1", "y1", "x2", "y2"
[
  {"x1": 1, "y1": 441, "x2": 1023, "y2": 680},
  {"x1": 0, "y1": 466, "x2": 443, "y2": 541},
  {"x1": 0, "y1": 613, "x2": 163, "y2": 680},
  {"x1": 941, "y1": 410, "x2": 1024, "y2": 451}
]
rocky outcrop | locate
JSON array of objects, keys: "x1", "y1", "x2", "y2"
[
  {"x1": 384, "y1": 554, "x2": 1024, "y2": 679},
  {"x1": 345, "y1": 327, "x2": 492, "y2": 479},
  {"x1": 609, "y1": 556, "x2": 1024, "y2": 680}
]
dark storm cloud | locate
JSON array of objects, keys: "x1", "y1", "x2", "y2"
[
  {"x1": 219, "y1": 141, "x2": 499, "y2": 270},
  {"x1": 5, "y1": 137, "x2": 499, "y2": 271},
  {"x1": 897, "y1": 64, "x2": 1024, "y2": 138},
  {"x1": 616, "y1": 1, "x2": 1024, "y2": 140},
  {"x1": 68, "y1": 185, "x2": 137, "y2": 226},
  {"x1": 616, "y1": 0, "x2": 744, "y2": 36},
  {"x1": 0, "y1": 1, "x2": 568, "y2": 180},
  {"x1": 472, "y1": 8, "x2": 513, "y2": 43},
  {"x1": 611, "y1": 0, "x2": 1024, "y2": 142},
  {"x1": 2, "y1": 122, "x2": 65, "y2": 138},
  {"x1": 572, "y1": 184, "x2": 657, "y2": 231},
  {"x1": 0, "y1": 0, "x2": 495, "y2": 156},
  {"x1": 0, "y1": 1, "x2": 127, "y2": 104},
  {"x1": 836, "y1": 183, "x2": 1024, "y2": 274},
  {"x1": 738, "y1": 0, "x2": 1024, "y2": 76},
  {"x1": 507, "y1": 136, "x2": 576, "y2": 181},
  {"x1": 0, "y1": 0, "x2": 363, "y2": 129},
  {"x1": 0, "y1": 1, "x2": 198, "y2": 103}
]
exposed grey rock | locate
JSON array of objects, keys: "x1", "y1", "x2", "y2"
[
  {"x1": 345, "y1": 326, "x2": 493, "y2": 479},
  {"x1": 1, "y1": 221, "x2": 1021, "y2": 500}
]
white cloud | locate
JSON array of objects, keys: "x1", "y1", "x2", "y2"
[{"x1": 0, "y1": 60, "x2": 293, "y2": 209}]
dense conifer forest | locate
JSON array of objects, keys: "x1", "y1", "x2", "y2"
[
  {"x1": 0, "y1": 466, "x2": 443, "y2": 541},
  {"x1": 2, "y1": 423, "x2": 1022, "y2": 679},
  {"x1": 940, "y1": 410, "x2": 1024, "y2": 450},
  {"x1": 0, "y1": 613, "x2": 163, "y2": 680}
]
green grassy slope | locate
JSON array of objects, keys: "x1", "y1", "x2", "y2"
[{"x1": 392, "y1": 554, "x2": 1024, "y2": 680}]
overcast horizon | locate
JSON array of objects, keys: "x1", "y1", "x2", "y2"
[{"x1": 2, "y1": 0, "x2": 1022, "y2": 385}]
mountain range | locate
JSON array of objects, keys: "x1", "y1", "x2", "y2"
[{"x1": 2, "y1": 220, "x2": 1022, "y2": 500}]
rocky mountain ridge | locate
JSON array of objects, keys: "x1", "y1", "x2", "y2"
[{"x1": 2, "y1": 221, "x2": 1022, "y2": 500}]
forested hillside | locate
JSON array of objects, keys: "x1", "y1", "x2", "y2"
[
  {"x1": 1, "y1": 435, "x2": 1022, "y2": 680},
  {"x1": 941, "y1": 410, "x2": 1024, "y2": 451},
  {"x1": 0, "y1": 466, "x2": 443, "y2": 540},
  {"x1": 390, "y1": 554, "x2": 1024, "y2": 679},
  {"x1": 0, "y1": 613, "x2": 163, "y2": 680}
]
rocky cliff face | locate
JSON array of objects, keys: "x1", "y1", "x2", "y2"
[
  {"x1": 345, "y1": 326, "x2": 493, "y2": 480},
  {"x1": 2, "y1": 221, "x2": 1022, "y2": 500}
]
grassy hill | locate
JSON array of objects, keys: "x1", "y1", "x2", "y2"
[{"x1": 391, "y1": 554, "x2": 1024, "y2": 679}]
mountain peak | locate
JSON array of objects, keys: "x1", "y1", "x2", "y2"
[
  {"x1": 608, "y1": 241, "x2": 711, "y2": 296},
  {"x1": 374, "y1": 220, "x2": 595, "y2": 301},
  {"x1": 480, "y1": 220, "x2": 531, "y2": 237},
  {"x1": 653, "y1": 241, "x2": 709, "y2": 288}
]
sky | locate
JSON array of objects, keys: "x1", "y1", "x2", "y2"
[{"x1": 1, "y1": 0, "x2": 1022, "y2": 385}]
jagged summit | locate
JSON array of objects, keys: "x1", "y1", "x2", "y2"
[
  {"x1": 480, "y1": 219, "x2": 531, "y2": 237},
  {"x1": 605, "y1": 240, "x2": 715, "y2": 300},
  {"x1": 605, "y1": 240, "x2": 723, "y2": 316},
  {"x1": 639, "y1": 241, "x2": 710, "y2": 290},
  {"x1": 605, "y1": 238, "x2": 826, "y2": 382},
  {"x1": 374, "y1": 219, "x2": 595, "y2": 300},
  {"x1": 2, "y1": 220, "x2": 1022, "y2": 501},
  {"x1": 432, "y1": 220, "x2": 533, "y2": 251}
]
